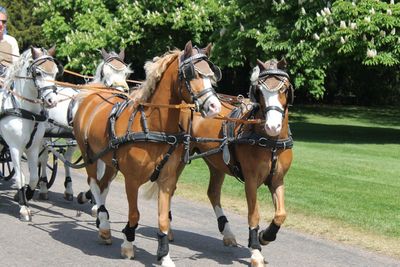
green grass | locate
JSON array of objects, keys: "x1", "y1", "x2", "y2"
[{"x1": 178, "y1": 105, "x2": 400, "y2": 239}]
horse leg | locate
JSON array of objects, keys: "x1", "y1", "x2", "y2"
[
  {"x1": 245, "y1": 178, "x2": 265, "y2": 267},
  {"x1": 259, "y1": 178, "x2": 286, "y2": 246},
  {"x1": 121, "y1": 178, "x2": 140, "y2": 260},
  {"x1": 63, "y1": 144, "x2": 75, "y2": 201},
  {"x1": 37, "y1": 144, "x2": 49, "y2": 200},
  {"x1": 157, "y1": 179, "x2": 175, "y2": 267},
  {"x1": 206, "y1": 163, "x2": 237, "y2": 246},
  {"x1": 89, "y1": 162, "x2": 116, "y2": 245}
]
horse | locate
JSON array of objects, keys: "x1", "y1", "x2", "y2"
[
  {"x1": 0, "y1": 46, "x2": 61, "y2": 221},
  {"x1": 72, "y1": 41, "x2": 222, "y2": 266},
  {"x1": 37, "y1": 48, "x2": 131, "y2": 201},
  {"x1": 165, "y1": 58, "x2": 294, "y2": 266}
]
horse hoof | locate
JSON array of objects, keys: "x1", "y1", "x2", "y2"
[
  {"x1": 121, "y1": 245, "x2": 135, "y2": 259},
  {"x1": 76, "y1": 192, "x2": 86, "y2": 204},
  {"x1": 64, "y1": 193, "x2": 73, "y2": 202},
  {"x1": 223, "y1": 236, "x2": 238, "y2": 247},
  {"x1": 39, "y1": 192, "x2": 49, "y2": 200},
  {"x1": 19, "y1": 208, "x2": 32, "y2": 222},
  {"x1": 98, "y1": 229, "x2": 112, "y2": 245},
  {"x1": 250, "y1": 249, "x2": 265, "y2": 267},
  {"x1": 258, "y1": 230, "x2": 270, "y2": 246},
  {"x1": 160, "y1": 254, "x2": 175, "y2": 267}
]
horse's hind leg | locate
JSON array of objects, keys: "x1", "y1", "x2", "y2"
[
  {"x1": 259, "y1": 176, "x2": 286, "y2": 246},
  {"x1": 63, "y1": 144, "x2": 75, "y2": 201},
  {"x1": 206, "y1": 163, "x2": 237, "y2": 246}
]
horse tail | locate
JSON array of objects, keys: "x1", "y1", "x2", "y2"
[{"x1": 139, "y1": 180, "x2": 158, "y2": 200}]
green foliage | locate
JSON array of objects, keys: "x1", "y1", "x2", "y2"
[{"x1": 32, "y1": 0, "x2": 400, "y2": 103}]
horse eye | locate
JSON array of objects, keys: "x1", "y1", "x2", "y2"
[{"x1": 35, "y1": 71, "x2": 42, "y2": 77}]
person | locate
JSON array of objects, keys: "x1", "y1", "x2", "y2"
[{"x1": 0, "y1": 6, "x2": 19, "y2": 86}]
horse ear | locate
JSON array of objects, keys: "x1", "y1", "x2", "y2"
[
  {"x1": 31, "y1": 46, "x2": 41, "y2": 59},
  {"x1": 101, "y1": 48, "x2": 109, "y2": 59},
  {"x1": 277, "y1": 58, "x2": 287, "y2": 70},
  {"x1": 118, "y1": 49, "x2": 125, "y2": 61},
  {"x1": 256, "y1": 59, "x2": 266, "y2": 71},
  {"x1": 183, "y1": 40, "x2": 193, "y2": 59},
  {"x1": 204, "y1": 43, "x2": 212, "y2": 57},
  {"x1": 47, "y1": 45, "x2": 56, "y2": 57}
]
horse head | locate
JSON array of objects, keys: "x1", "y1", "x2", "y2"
[
  {"x1": 249, "y1": 58, "x2": 293, "y2": 137},
  {"x1": 178, "y1": 41, "x2": 221, "y2": 118},
  {"x1": 97, "y1": 48, "x2": 131, "y2": 92},
  {"x1": 27, "y1": 46, "x2": 61, "y2": 108}
]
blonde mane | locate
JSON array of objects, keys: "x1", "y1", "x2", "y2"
[
  {"x1": 3, "y1": 49, "x2": 32, "y2": 90},
  {"x1": 130, "y1": 49, "x2": 181, "y2": 102}
]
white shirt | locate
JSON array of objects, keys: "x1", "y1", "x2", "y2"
[{"x1": 0, "y1": 34, "x2": 20, "y2": 65}]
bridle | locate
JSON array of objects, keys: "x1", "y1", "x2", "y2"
[
  {"x1": 178, "y1": 51, "x2": 221, "y2": 113},
  {"x1": 251, "y1": 69, "x2": 293, "y2": 119},
  {"x1": 100, "y1": 53, "x2": 129, "y2": 91},
  {"x1": 26, "y1": 53, "x2": 61, "y2": 101}
]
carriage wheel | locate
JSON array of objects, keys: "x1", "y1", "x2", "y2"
[
  {"x1": 38, "y1": 150, "x2": 58, "y2": 189},
  {"x1": 0, "y1": 147, "x2": 15, "y2": 181}
]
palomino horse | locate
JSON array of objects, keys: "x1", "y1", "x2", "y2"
[
  {"x1": 37, "y1": 48, "x2": 131, "y2": 201},
  {"x1": 0, "y1": 46, "x2": 60, "y2": 221},
  {"x1": 169, "y1": 58, "x2": 293, "y2": 266},
  {"x1": 73, "y1": 41, "x2": 221, "y2": 266}
]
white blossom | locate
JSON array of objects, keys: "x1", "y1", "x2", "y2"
[
  {"x1": 371, "y1": 37, "x2": 375, "y2": 44},
  {"x1": 240, "y1": 23, "x2": 244, "y2": 32},
  {"x1": 220, "y1": 27, "x2": 226, "y2": 37},
  {"x1": 340, "y1": 36, "x2": 346, "y2": 44},
  {"x1": 324, "y1": 18, "x2": 329, "y2": 25},
  {"x1": 366, "y1": 48, "x2": 377, "y2": 58},
  {"x1": 391, "y1": 28, "x2": 396, "y2": 35},
  {"x1": 390, "y1": 0, "x2": 394, "y2": 4},
  {"x1": 316, "y1": 12, "x2": 320, "y2": 17},
  {"x1": 370, "y1": 8, "x2": 375, "y2": 15},
  {"x1": 387, "y1": 9, "x2": 392, "y2": 16},
  {"x1": 363, "y1": 34, "x2": 367, "y2": 41},
  {"x1": 301, "y1": 7, "x2": 306, "y2": 15},
  {"x1": 313, "y1": 33, "x2": 320, "y2": 40},
  {"x1": 350, "y1": 22, "x2": 357, "y2": 30},
  {"x1": 324, "y1": 7, "x2": 331, "y2": 15},
  {"x1": 364, "y1": 16, "x2": 371, "y2": 23},
  {"x1": 280, "y1": 0, "x2": 285, "y2": 4},
  {"x1": 380, "y1": 30, "x2": 386, "y2": 37},
  {"x1": 321, "y1": 10, "x2": 326, "y2": 16},
  {"x1": 352, "y1": 1, "x2": 356, "y2": 6},
  {"x1": 340, "y1": 21, "x2": 347, "y2": 29}
]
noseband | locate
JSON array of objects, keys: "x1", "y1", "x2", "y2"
[{"x1": 178, "y1": 52, "x2": 219, "y2": 112}]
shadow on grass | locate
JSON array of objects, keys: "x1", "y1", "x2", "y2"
[
  {"x1": 291, "y1": 105, "x2": 400, "y2": 128},
  {"x1": 291, "y1": 122, "x2": 400, "y2": 144}
]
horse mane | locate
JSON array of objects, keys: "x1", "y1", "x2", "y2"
[
  {"x1": 3, "y1": 49, "x2": 32, "y2": 90},
  {"x1": 130, "y1": 49, "x2": 180, "y2": 102}
]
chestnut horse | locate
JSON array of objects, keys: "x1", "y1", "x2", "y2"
[
  {"x1": 169, "y1": 58, "x2": 293, "y2": 266},
  {"x1": 72, "y1": 41, "x2": 221, "y2": 266}
]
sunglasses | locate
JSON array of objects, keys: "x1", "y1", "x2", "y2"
[{"x1": 0, "y1": 20, "x2": 7, "y2": 24}]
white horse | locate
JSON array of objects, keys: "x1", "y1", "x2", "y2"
[
  {"x1": 0, "y1": 46, "x2": 60, "y2": 221},
  {"x1": 37, "y1": 49, "x2": 131, "y2": 202}
]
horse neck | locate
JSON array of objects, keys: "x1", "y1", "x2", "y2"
[
  {"x1": 146, "y1": 59, "x2": 181, "y2": 131},
  {"x1": 13, "y1": 77, "x2": 42, "y2": 113},
  {"x1": 48, "y1": 87, "x2": 79, "y2": 127}
]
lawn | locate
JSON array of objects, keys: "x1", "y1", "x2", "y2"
[{"x1": 177, "y1": 105, "x2": 400, "y2": 255}]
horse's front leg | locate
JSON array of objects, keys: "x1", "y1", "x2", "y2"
[
  {"x1": 89, "y1": 161, "x2": 116, "y2": 245},
  {"x1": 206, "y1": 163, "x2": 237, "y2": 246},
  {"x1": 157, "y1": 179, "x2": 176, "y2": 267},
  {"x1": 9, "y1": 146, "x2": 31, "y2": 221},
  {"x1": 37, "y1": 142, "x2": 49, "y2": 200},
  {"x1": 121, "y1": 178, "x2": 140, "y2": 260},
  {"x1": 259, "y1": 178, "x2": 286, "y2": 246},
  {"x1": 245, "y1": 178, "x2": 265, "y2": 267}
]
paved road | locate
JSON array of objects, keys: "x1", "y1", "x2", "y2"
[{"x1": 1, "y1": 166, "x2": 399, "y2": 267}]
